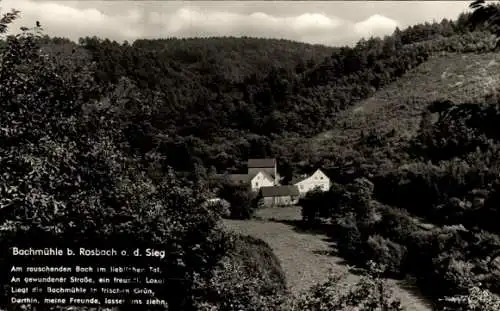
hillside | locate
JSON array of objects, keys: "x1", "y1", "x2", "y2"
[
  {"x1": 268, "y1": 50, "x2": 500, "y2": 184},
  {"x1": 79, "y1": 36, "x2": 336, "y2": 87},
  {"x1": 131, "y1": 37, "x2": 337, "y2": 82},
  {"x1": 314, "y1": 52, "x2": 500, "y2": 148}
]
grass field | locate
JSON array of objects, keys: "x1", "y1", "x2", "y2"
[{"x1": 223, "y1": 207, "x2": 433, "y2": 311}]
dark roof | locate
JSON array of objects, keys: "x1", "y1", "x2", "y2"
[
  {"x1": 247, "y1": 158, "x2": 276, "y2": 168},
  {"x1": 260, "y1": 185, "x2": 299, "y2": 197}
]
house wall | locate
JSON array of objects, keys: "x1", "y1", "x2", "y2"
[
  {"x1": 248, "y1": 166, "x2": 276, "y2": 183},
  {"x1": 250, "y1": 172, "x2": 275, "y2": 192},
  {"x1": 295, "y1": 170, "x2": 330, "y2": 196},
  {"x1": 262, "y1": 196, "x2": 299, "y2": 207}
]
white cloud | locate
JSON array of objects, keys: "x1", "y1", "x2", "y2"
[
  {"x1": 0, "y1": 1, "x2": 471, "y2": 46},
  {"x1": 289, "y1": 13, "x2": 344, "y2": 36},
  {"x1": 163, "y1": 8, "x2": 347, "y2": 42},
  {"x1": 1, "y1": 0, "x2": 143, "y2": 40},
  {"x1": 354, "y1": 14, "x2": 400, "y2": 38}
]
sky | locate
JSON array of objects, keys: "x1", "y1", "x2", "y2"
[{"x1": 0, "y1": 1, "x2": 476, "y2": 46}]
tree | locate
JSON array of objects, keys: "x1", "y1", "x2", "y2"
[
  {"x1": 300, "y1": 188, "x2": 330, "y2": 224},
  {"x1": 218, "y1": 182, "x2": 257, "y2": 219},
  {"x1": 469, "y1": 0, "x2": 500, "y2": 38},
  {"x1": 0, "y1": 5, "x2": 231, "y2": 310}
]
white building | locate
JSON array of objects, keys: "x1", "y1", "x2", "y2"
[
  {"x1": 292, "y1": 169, "x2": 330, "y2": 196},
  {"x1": 213, "y1": 158, "x2": 279, "y2": 193},
  {"x1": 249, "y1": 171, "x2": 275, "y2": 192},
  {"x1": 247, "y1": 158, "x2": 279, "y2": 185},
  {"x1": 226, "y1": 171, "x2": 275, "y2": 192}
]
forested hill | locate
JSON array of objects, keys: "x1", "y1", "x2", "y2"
[
  {"x1": 35, "y1": 11, "x2": 498, "y2": 178},
  {"x1": 132, "y1": 37, "x2": 338, "y2": 81}
]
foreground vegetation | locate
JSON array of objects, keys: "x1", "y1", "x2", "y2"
[{"x1": 1, "y1": 0, "x2": 500, "y2": 310}]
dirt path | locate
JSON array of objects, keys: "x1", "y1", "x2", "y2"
[{"x1": 223, "y1": 207, "x2": 434, "y2": 311}]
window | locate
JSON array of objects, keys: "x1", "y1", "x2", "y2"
[
  {"x1": 255, "y1": 182, "x2": 259, "y2": 187},
  {"x1": 320, "y1": 176, "x2": 324, "y2": 180}
]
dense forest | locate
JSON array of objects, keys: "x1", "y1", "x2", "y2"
[{"x1": 1, "y1": 0, "x2": 500, "y2": 310}]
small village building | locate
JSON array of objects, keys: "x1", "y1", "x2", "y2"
[
  {"x1": 291, "y1": 169, "x2": 330, "y2": 197},
  {"x1": 247, "y1": 158, "x2": 279, "y2": 185},
  {"x1": 260, "y1": 185, "x2": 300, "y2": 207},
  {"x1": 249, "y1": 171, "x2": 275, "y2": 192}
]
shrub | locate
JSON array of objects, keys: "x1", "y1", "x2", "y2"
[
  {"x1": 366, "y1": 235, "x2": 407, "y2": 278},
  {"x1": 438, "y1": 257, "x2": 476, "y2": 294},
  {"x1": 195, "y1": 234, "x2": 288, "y2": 311},
  {"x1": 376, "y1": 207, "x2": 421, "y2": 245},
  {"x1": 335, "y1": 213, "x2": 366, "y2": 263},
  {"x1": 218, "y1": 183, "x2": 257, "y2": 219},
  {"x1": 292, "y1": 262, "x2": 404, "y2": 311},
  {"x1": 300, "y1": 189, "x2": 327, "y2": 224},
  {"x1": 440, "y1": 286, "x2": 500, "y2": 311}
]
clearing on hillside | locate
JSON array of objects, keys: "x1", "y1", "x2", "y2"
[{"x1": 314, "y1": 52, "x2": 500, "y2": 146}]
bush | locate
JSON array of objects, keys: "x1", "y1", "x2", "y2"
[
  {"x1": 335, "y1": 213, "x2": 365, "y2": 263},
  {"x1": 441, "y1": 258, "x2": 476, "y2": 293},
  {"x1": 195, "y1": 234, "x2": 288, "y2": 311},
  {"x1": 300, "y1": 189, "x2": 326, "y2": 224},
  {"x1": 218, "y1": 183, "x2": 257, "y2": 219},
  {"x1": 300, "y1": 183, "x2": 347, "y2": 224},
  {"x1": 376, "y1": 207, "x2": 421, "y2": 245},
  {"x1": 366, "y1": 235, "x2": 407, "y2": 278},
  {"x1": 440, "y1": 286, "x2": 500, "y2": 311},
  {"x1": 292, "y1": 262, "x2": 404, "y2": 311}
]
